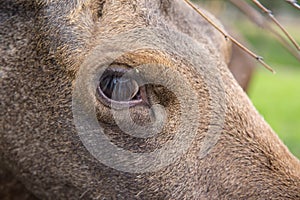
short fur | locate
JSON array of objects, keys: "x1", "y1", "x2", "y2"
[{"x1": 1, "y1": 0, "x2": 299, "y2": 199}]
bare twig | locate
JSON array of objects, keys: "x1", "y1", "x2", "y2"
[
  {"x1": 252, "y1": 0, "x2": 300, "y2": 51},
  {"x1": 286, "y1": 0, "x2": 300, "y2": 10},
  {"x1": 230, "y1": 0, "x2": 300, "y2": 61},
  {"x1": 182, "y1": 0, "x2": 275, "y2": 73},
  {"x1": 269, "y1": 28, "x2": 300, "y2": 61}
]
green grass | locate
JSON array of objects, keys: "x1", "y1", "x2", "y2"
[{"x1": 249, "y1": 68, "x2": 300, "y2": 159}]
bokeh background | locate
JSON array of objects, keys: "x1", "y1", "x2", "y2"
[{"x1": 193, "y1": 0, "x2": 300, "y2": 158}]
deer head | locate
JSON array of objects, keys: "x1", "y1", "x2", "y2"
[{"x1": 1, "y1": 0, "x2": 299, "y2": 199}]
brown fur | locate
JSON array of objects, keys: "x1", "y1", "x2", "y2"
[{"x1": 1, "y1": 0, "x2": 299, "y2": 199}]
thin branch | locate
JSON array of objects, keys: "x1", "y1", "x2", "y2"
[
  {"x1": 252, "y1": 0, "x2": 300, "y2": 51},
  {"x1": 269, "y1": 27, "x2": 300, "y2": 61},
  {"x1": 286, "y1": 0, "x2": 300, "y2": 10},
  {"x1": 230, "y1": 0, "x2": 300, "y2": 61},
  {"x1": 182, "y1": 0, "x2": 275, "y2": 73}
]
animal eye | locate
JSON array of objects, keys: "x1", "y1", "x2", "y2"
[
  {"x1": 100, "y1": 73, "x2": 140, "y2": 101},
  {"x1": 97, "y1": 68, "x2": 144, "y2": 106}
]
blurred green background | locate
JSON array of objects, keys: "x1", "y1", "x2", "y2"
[
  {"x1": 246, "y1": 22, "x2": 300, "y2": 159},
  {"x1": 194, "y1": 0, "x2": 300, "y2": 158}
]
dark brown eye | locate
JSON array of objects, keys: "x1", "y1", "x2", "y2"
[
  {"x1": 100, "y1": 73, "x2": 140, "y2": 101},
  {"x1": 97, "y1": 67, "x2": 145, "y2": 107}
]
